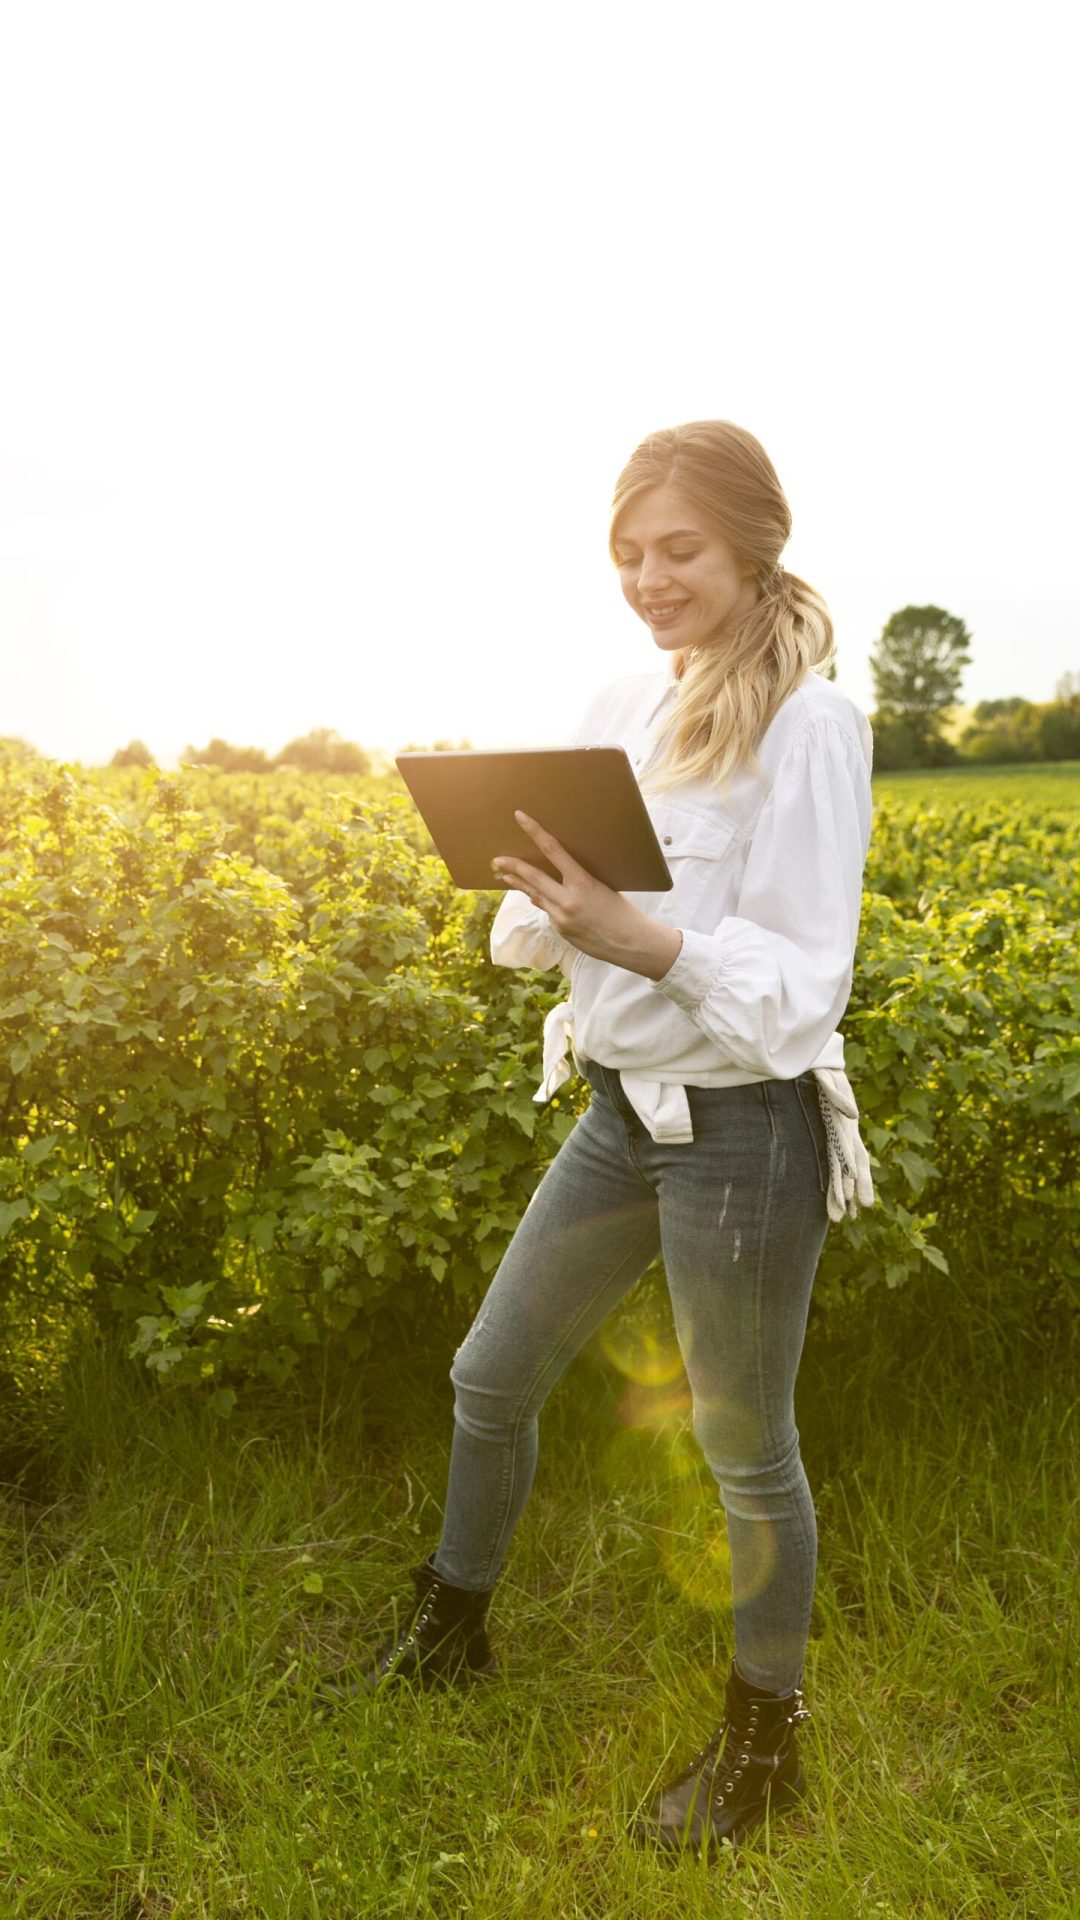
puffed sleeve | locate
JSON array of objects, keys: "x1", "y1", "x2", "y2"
[
  {"x1": 489, "y1": 893, "x2": 578, "y2": 975},
  {"x1": 489, "y1": 683, "x2": 611, "y2": 976},
  {"x1": 647, "y1": 714, "x2": 873, "y2": 1078}
]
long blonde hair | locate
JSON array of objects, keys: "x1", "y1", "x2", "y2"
[{"x1": 609, "y1": 420, "x2": 836, "y2": 800}]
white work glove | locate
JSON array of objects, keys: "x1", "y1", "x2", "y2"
[{"x1": 811, "y1": 1067, "x2": 876, "y2": 1223}]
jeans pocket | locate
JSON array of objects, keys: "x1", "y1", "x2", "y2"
[{"x1": 793, "y1": 1076, "x2": 830, "y2": 1195}]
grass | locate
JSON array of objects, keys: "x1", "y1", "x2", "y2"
[
  {"x1": 871, "y1": 759, "x2": 1080, "y2": 806},
  {"x1": 1, "y1": 1269, "x2": 1077, "y2": 1919}
]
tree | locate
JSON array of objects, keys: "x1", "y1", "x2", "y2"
[
  {"x1": 0, "y1": 734, "x2": 41, "y2": 766},
  {"x1": 1035, "y1": 693, "x2": 1080, "y2": 760},
  {"x1": 869, "y1": 605, "x2": 972, "y2": 761},
  {"x1": 958, "y1": 701, "x2": 1039, "y2": 763},
  {"x1": 273, "y1": 727, "x2": 370, "y2": 774},
  {"x1": 868, "y1": 709, "x2": 960, "y2": 771},
  {"x1": 181, "y1": 738, "x2": 273, "y2": 774},
  {"x1": 972, "y1": 697, "x2": 1026, "y2": 720},
  {"x1": 955, "y1": 692, "x2": 1080, "y2": 765},
  {"x1": 111, "y1": 739, "x2": 156, "y2": 768}
]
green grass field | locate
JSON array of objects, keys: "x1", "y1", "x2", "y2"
[
  {"x1": 872, "y1": 760, "x2": 1080, "y2": 806},
  {"x1": 1, "y1": 1264, "x2": 1076, "y2": 1918}
]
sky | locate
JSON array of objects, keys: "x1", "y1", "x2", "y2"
[{"x1": 1, "y1": 1, "x2": 1076, "y2": 772}]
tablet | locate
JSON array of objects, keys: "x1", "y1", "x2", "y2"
[{"x1": 394, "y1": 746, "x2": 674, "y2": 892}]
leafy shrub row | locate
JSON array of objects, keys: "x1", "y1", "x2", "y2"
[{"x1": 1, "y1": 751, "x2": 1076, "y2": 1411}]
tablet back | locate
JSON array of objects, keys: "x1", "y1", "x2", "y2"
[{"x1": 395, "y1": 746, "x2": 674, "y2": 892}]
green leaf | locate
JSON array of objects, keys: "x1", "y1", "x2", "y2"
[
  {"x1": 920, "y1": 1245, "x2": 950, "y2": 1274},
  {"x1": 1061, "y1": 1059, "x2": 1080, "y2": 1103},
  {"x1": 252, "y1": 1213, "x2": 277, "y2": 1251},
  {"x1": 160, "y1": 1280, "x2": 215, "y2": 1318},
  {"x1": 893, "y1": 1150, "x2": 940, "y2": 1197},
  {"x1": 146, "y1": 1346, "x2": 184, "y2": 1373},
  {"x1": 0, "y1": 1199, "x2": 31, "y2": 1237}
]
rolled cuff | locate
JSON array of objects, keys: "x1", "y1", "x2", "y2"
[{"x1": 646, "y1": 925, "x2": 723, "y2": 1009}]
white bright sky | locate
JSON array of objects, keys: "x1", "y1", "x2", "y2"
[{"x1": 1, "y1": 1, "x2": 1076, "y2": 771}]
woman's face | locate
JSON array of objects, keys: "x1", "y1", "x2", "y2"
[{"x1": 612, "y1": 482, "x2": 762, "y2": 655}]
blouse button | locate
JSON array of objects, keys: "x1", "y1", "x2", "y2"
[{"x1": 663, "y1": 834, "x2": 672, "y2": 845}]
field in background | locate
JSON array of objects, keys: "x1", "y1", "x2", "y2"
[{"x1": 873, "y1": 759, "x2": 1079, "y2": 804}]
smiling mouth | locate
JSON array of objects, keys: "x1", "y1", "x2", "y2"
[{"x1": 645, "y1": 601, "x2": 689, "y2": 623}]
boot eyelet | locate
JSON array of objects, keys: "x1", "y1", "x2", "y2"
[{"x1": 734, "y1": 1769, "x2": 743, "y2": 1778}]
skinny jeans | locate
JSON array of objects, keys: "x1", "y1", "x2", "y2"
[{"x1": 434, "y1": 1058, "x2": 832, "y2": 1695}]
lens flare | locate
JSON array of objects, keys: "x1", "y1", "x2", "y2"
[
  {"x1": 725, "y1": 1514, "x2": 780, "y2": 1613},
  {"x1": 596, "y1": 1320, "x2": 685, "y2": 1387},
  {"x1": 592, "y1": 1384, "x2": 700, "y2": 1499},
  {"x1": 586, "y1": 1302, "x2": 781, "y2": 1621},
  {"x1": 617, "y1": 1377, "x2": 692, "y2": 1432},
  {"x1": 655, "y1": 1471, "x2": 735, "y2": 1615}
]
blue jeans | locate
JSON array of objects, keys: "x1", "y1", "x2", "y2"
[{"x1": 434, "y1": 1058, "x2": 832, "y2": 1694}]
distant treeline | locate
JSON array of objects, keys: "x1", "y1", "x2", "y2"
[
  {"x1": 4, "y1": 697, "x2": 1078, "y2": 780},
  {"x1": 871, "y1": 689, "x2": 1080, "y2": 770},
  {"x1": 112, "y1": 725, "x2": 372, "y2": 771},
  {"x1": 100, "y1": 606, "x2": 1080, "y2": 771},
  {"x1": 143, "y1": 694, "x2": 1080, "y2": 775},
  {"x1": 163, "y1": 727, "x2": 478, "y2": 778},
  {"x1": 3, "y1": 605, "x2": 1078, "y2": 775}
]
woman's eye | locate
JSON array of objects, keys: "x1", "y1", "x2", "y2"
[{"x1": 618, "y1": 551, "x2": 698, "y2": 565}]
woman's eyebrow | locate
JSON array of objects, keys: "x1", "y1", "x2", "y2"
[{"x1": 614, "y1": 528, "x2": 702, "y2": 547}]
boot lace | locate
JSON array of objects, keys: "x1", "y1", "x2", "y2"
[
  {"x1": 712, "y1": 1688, "x2": 811, "y2": 1807},
  {"x1": 669, "y1": 1724, "x2": 726, "y2": 1790},
  {"x1": 380, "y1": 1581, "x2": 439, "y2": 1672}
]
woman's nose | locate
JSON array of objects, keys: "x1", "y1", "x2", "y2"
[{"x1": 637, "y1": 558, "x2": 671, "y2": 590}]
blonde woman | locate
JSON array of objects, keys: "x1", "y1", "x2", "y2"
[{"x1": 319, "y1": 420, "x2": 875, "y2": 1858}]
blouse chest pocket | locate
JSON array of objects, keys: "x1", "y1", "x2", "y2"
[{"x1": 647, "y1": 803, "x2": 737, "y2": 918}]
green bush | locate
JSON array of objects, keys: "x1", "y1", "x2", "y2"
[{"x1": 1, "y1": 749, "x2": 1076, "y2": 1412}]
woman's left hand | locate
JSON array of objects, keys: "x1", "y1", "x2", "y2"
[{"x1": 491, "y1": 810, "x2": 650, "y2": 967}]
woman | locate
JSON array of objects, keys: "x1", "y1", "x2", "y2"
[{"x1": 319, "y1": 420, "x2": 876, "y2": 1859}]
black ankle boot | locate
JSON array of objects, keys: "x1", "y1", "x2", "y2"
[
  {"x1": 631, "y1": 1656, "x2": 811, "y2": 1855},
  {"x1": 315, "y1": 1554, "x2": 499, "y2": 1704}
]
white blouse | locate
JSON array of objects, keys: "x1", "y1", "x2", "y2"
[{"x1": 489, "y1": 665, "x2": 874, "y2": 1144}]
